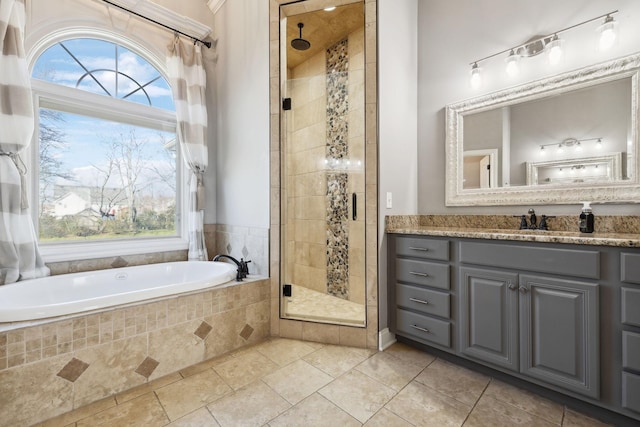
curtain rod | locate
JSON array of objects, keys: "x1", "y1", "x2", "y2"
[{"x1": 101, "y1": 0, "x2": 211, "y2": 48}]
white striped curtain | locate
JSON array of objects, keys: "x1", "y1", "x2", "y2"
[
  {"x1": 0, "y1": 0, "x2": 50, "y2": 284},
  {"x1": 167, "y1": 36, "x2": 209, "y2": 261}
]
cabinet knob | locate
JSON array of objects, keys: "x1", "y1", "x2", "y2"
[
  {"x1": 508, "y1": 282, "x2": 517, "y2": 291},
  {"x1": 519, "y1": 286, "x2": 528, "y2": 294}
]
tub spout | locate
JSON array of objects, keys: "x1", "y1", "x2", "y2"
[{"x1": 212, "y1": 254, "x2": 250, "y2": 281}]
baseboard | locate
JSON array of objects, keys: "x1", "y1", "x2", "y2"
[{"x1": 378, "y1": 328, "x2": 396, "y2": 351}]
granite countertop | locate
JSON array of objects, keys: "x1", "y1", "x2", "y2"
[{"x1": 385, "y1": 215, "x2": 640, "y2": 248}]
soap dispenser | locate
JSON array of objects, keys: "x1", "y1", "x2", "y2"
[{"x1": 579, "y1": 202, "x2": 594, "y2": 233}]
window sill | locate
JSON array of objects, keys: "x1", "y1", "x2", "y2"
[{"x1": 40, "y1": 237, "x2": 189, "y2": 264}]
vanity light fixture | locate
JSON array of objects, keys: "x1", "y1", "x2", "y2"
[
  {"x1": 324, "y1": 6, "x2": 336, "y2": 11},
  {"x1": 598, "y1": 14, "x2": 618, "y2": 51},
  {"x1": 540, "y1": 137, "x2": 603, "y2": 153},
  {"x1": 470, "y1": 62, "x2": 482, "y2": 89},
  {"x1": 505, "y1": 50, "x2": 520, "y2": 77},
  {"x1": 469, "y1": 10, "x2": 618, "y2": 88}
]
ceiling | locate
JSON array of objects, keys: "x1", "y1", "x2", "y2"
[{"x1": 285, "y1": 3, "x2": 364, "y2": 69}]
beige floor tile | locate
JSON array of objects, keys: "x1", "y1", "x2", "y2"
[
  {"x1": 562, "y1": 408, "x2": 613, "y2": 427},
  {"x1": 76, "y1": 393, "x2": 168, "y2": 427},
  {"x1": 356, "y1": 351, "x2": 425, "y2": 391},
  {"x1": 155, "y1": 369, "x2": 232, "y2": 421},
  {"x1": 319, "y1": 369, "x2": 396, "y2": 423},
  {"x1": 256, "y1": 338, "x2": 319, "y2": 366},
  {"x1": 213, "y1": 349, "x2": 279, "y2": 390},
  {"x1": 34, "y1": 397, "x2": 116, "y2": 427},
  {"x1": 383, "y1": 342, "x2": 436, "y2": 368},
  {"x1": 484, "y1": 379, "x2": 564, "y2": 425},
  {"x1": 385, "y1": 381, "x2": 472, "y2": 427},
  {"x1": 262, "y1": 359, "x2": 333, "y2": 404},
  {"x1": 302, "y1": 344, "x2": 375, "y2": 377},
  {"x1": 115, "y1": 372, "x2": 182, "y2": 404},
  {"x1": 167, "y1": 407, "x2": 220, "y2": 426},
  {"x1": 464, "y1": 394, "x2": 558, "y2": 426},
  {"x1": 207, "y1": 380, "x2": 290, "y2": 427},
  {"x1": 414, "y1": 358, "x2": 489, "y2": 406},
  {"x1": 364, "y1": 408, "x2": 414, "y2": 426},
  {"x1": 268, "y1": 393, "x2": 360, "y2": 427}
]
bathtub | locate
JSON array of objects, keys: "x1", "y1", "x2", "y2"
[{"x1": 0, "y1": 261, "x2": 237, "y2": 322}]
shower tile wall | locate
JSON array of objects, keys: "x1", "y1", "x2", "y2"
[{"x1": 286, "y1": 27, "x2": 365, "y2": 305}]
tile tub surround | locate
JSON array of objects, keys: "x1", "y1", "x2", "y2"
[
  {"x1": 386, "y1": 215, "x2": 640, "y2": 247},
  {"x1": 205, "y1": 223, "x2": 269, "y2": 276},
  {"x1": 0, "y1": 278, "x2": 270, "y2": 427},
  {"x1": 35, "y1": 338, "x2": 614, "y2": 427},
  {"x1": 46, "y1": 249, "x2": 188, "y2": 276}
]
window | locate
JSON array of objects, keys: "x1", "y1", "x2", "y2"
[{"x1": 31, "y1": 38, "x2": 184, "y2": 258}]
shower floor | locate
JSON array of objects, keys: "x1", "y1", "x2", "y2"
[{"x1": 283, "y1": 284, "x2": 366, "y2": 327}]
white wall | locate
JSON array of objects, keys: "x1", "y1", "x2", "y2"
[
  {"x1": 211, "y1": 0, "x2": 270, "y2": 228},
  {"x1": 378, "y1": 0, "x2": 419, "y2": 329},
  {"x1": 417, "y1": 0, "x2": 640, "y2": 215}
]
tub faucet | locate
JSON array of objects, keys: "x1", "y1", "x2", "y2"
[{"x1": 212, "y1": 254, "x2": 251, "y2": 281}]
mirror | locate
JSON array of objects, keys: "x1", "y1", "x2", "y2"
[{"x1": 446, "y1": 53, "x2": 640, "y2": 206}]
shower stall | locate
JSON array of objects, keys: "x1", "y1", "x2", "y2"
[{"x1": 280, "y1": 2, "x2": 366, "y2": 327}]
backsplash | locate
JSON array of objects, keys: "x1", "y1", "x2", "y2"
[
  {"x1": 386, "y1": 215, "x2": 640, "y2": 234},
  {"x1": 47, "y1": 250, "x2": 188, "y2": 276},
  {"x1": 205, "y1": 224, "x2": 269, "y2": 277}
]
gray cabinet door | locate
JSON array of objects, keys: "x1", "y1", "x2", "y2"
[
  {"x1": 459, "y1": 267, "x2": 519, "y2": 372},
  {"x1": 519, "y1": 274, "x2": 600, "y2": 399}
]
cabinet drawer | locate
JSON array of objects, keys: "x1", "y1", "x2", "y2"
[
  {"x1": 622, "y1": 288, "x2": 640, "y2": 327},
  {"x1": 396, "y1": 308, "x2": 451, "y2": 348},
  {"x1": 396, "y1": 283, "x2": 450, "y2": 318},
  {"x1": 621, "y1": 253, "x2": 640, "y2": 284},
  {"x1": 622, "y1": 372, "x2": 640, "y2": 413},
  {"x1": 460, "y1": 241, "x2": 600, "y2": 279},
  {"x1": 396, "y1": 236, "x2": 449, "y2": 261},
  {"x1": 396, "y1": 259, "x2": 450, "y2": 290},
  {"x1": 623, "y1": 331, "x2": 640, "y2": 372}
]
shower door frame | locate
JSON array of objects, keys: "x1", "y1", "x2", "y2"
[{"x1": 269, "y1": 0, "x2": 379, "y2": 348}]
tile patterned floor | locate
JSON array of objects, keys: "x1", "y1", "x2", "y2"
[{"x1": 36, "y1": 338, "x2": 614, "y2": 427}]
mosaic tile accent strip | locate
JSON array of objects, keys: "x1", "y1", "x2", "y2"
[
  {"x1": 57, "y1": 357, "x2": 90, "y2": 382},
  {"x1": 135, "y1": 356, "x2": 160, "y2": 378},
  {"x1": 326, "y1": 38, "x2": 350, "y2": 300},
  {"x1": 194, "y1": 321, "x2": 213, "y2": 340},
  {"x1": 239, "y1": 324, "x2": 254, "y2": 340}
]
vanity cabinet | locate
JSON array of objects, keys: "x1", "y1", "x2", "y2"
[
  {"x1": 459, "y1": 241, "x2": 600, "y2": 398},
  {"x1": 620, "y1": 252, "x2": 640, "y2": 414},
  {"x1": 387, "y1": 233, "x2": 640, "y2": 423},
  {"x1": 388, "y1": 235, "x2": 453, "y2": 350}
]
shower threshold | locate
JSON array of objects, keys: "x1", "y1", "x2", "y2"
[{"x1": 283, "y1": 284, "x2": 365, "y2": 327}]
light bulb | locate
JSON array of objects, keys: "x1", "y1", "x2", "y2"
[
  {"x1": 505, "y1": 50, "x2": 520, "y2": 77},
  {"x1": 324, "y1": 6, "x2": 336, "y2": 11},
  {"x1": 547, "y1": 35, "x2": 563, "y2": 65},
  {"x1": 598, "y1": 15, "x2": 617, "y2": 51},
  {"x1": 575, "y1": 142, "x2": 582, "y2": 152},
  {"x1": 557, "y1": 143, "x2": 564, "y2": 153},
  {"x1": 470, "y1": 63, "x2": 481, "y2": 89},
  {"x1": 596, "y1": 138, "x2": 603, "y2": 149},
  {"x1": 540, "y1": 145, "x2": 546, "y2": 155}
]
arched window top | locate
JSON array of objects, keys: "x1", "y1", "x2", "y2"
[{"x1": 33, "y1": 38, "x2": 175, "y2": 111}]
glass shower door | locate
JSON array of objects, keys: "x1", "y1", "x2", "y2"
[{"x1": 280, "y1": 31, "x2": 366, "y2": 326}]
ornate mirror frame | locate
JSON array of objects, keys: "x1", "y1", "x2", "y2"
[{"x1": 445, "y1": 53, "x2": 640, "y2": 206}]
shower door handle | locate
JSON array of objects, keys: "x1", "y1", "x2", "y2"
[{"x1": 352, "y1": 193, "x2": 357, "y2": 221}]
